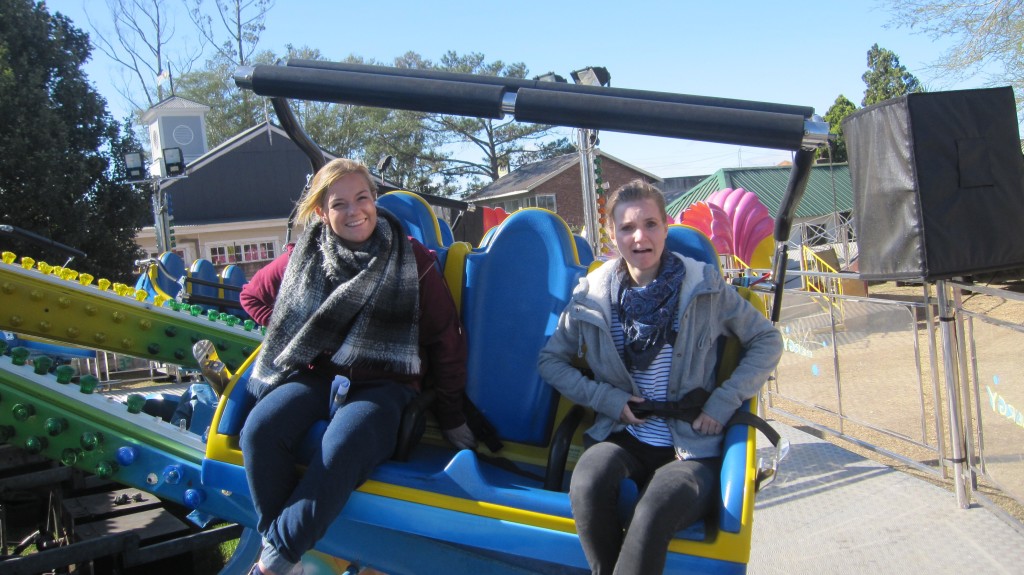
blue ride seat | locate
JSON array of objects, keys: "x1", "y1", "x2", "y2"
[
  {"x1": 438, "y1": 218, "x2": 454, "y2": 246},
  {"x1": 461, "y1": 208, "x2": 587, "y2": 446},
  {"x1": 220, "y1": 264, "x2": 249, "y2": 320},
  {"x1": 377, "y1": 191, "x2": 449, "y2": 268},
  {"x1": 189, "y1": 258, "x2": 219, "y2": 312},
  {"x1": 478, "y1": 225, "x2": 498, "y2": 248},
  {"x1": 668, "y1": 224, "x2": 721, "y2": 270},
  {"x1": 215, "y1": 208, "x2": 588, "y2": 472},
  {"x1": 136, "y1": 251, "x2": 187, "y2": 302},
  {"x1": 573, "y1": 234, "x2": 595, "y2": 267}
]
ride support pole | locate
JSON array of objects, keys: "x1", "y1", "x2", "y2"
[{"x1": 936, "y1": 279, "x2": 970, "y2": 509}]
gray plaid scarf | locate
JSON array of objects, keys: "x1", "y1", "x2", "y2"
[{"x1": 248, "y1": 209, "x2": 420, "y2": 398}]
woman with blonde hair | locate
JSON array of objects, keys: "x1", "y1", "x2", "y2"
[{"x1": 239, "y1": 158, "x2": 475, "y2": 574}]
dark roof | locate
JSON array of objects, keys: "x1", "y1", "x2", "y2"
[
  {"x1": 665, "y1": 164, "x2": 853, "y2": 219},
  {"x1": 465, "y1": 154, "x2": 578, "y2": 200},
  {"x1": 161, "y1": 122, "x2": 401, "y2": 226},
  {"x1": 465, "y1": 151, "x2": 661, "y2": 201},
  {"x1": 162, "y1": 123, "x2": 326, "y2": 225}
]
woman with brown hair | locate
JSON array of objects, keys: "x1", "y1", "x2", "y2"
[{"x1": 539, "y1": 179, "x2": 782, "y2": 575}]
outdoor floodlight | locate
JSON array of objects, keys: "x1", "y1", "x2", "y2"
[
  {"x1": 534, "y1": 72, "x2": 567, "y2": 83},
  {"x1": 124, "y1": 152, "x2": 144, "y2": 180},
  {"x1": 163, "y1": 147, "x2": 186, "y2": 176},
  {"x1": 570, "y1": 67, "x2": 611, "y2": 87}
]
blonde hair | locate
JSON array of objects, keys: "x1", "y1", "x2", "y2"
[
  {"x1": 606, "y1": 179, "x2": 667, "y2": 231},
  {"x1": 295, "y1": 158, "x2": 377, "y2": 223}
]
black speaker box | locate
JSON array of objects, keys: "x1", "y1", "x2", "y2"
[{"x1": 843, "y1": 87, "x2": 1024, "y2": 280}]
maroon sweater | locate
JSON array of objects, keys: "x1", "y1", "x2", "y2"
[{"x1": 240, "y1": 239, "x2": 468, "y2": 429}]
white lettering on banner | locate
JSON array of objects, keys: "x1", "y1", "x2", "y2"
[
  {"x1": 783, "y1": 336, "x2": 813, "y2": 358},
  {"x1": 986, "y1": 385, "x2": 1024, "y2": 429}
]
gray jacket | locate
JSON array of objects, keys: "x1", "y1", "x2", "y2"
[{"x1": 537, "y1": 253, "x2": 783, "y2": 459}]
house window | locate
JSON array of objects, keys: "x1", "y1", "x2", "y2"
[
  {"x1": 495, "y1": 199, "x2": 521, "y2": 212},
  {"x1": 533, "y1": 195, "x2": 556, "y2": 211},
  {"x1": 209, "y1": 245, "x2": 241, "y2": 265},
  {"x1": 209, "y1": 241, "x2": 277, "y2": 265},
  {"x1": 242, "y1": 241, "x2": 276, "y2": 262}
]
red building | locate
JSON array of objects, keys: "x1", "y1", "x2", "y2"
[{"x1": 465, "y1": 151, "x2": 661, "y2": 232}]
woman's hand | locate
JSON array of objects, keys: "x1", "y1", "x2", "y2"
[
  {"x1": 443, "y1": 422, "x2": 477, "y2": 450},
  {"x1": 620, "y1": 396, "x2": 647, "y2": 425},
  {"x1": 692, "y1": 411, "x2": 723, "y2": 435}
]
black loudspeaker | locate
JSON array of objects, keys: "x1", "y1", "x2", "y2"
[{"x1": 843, "y1": 87, "x2": 1024, "y2": 280}]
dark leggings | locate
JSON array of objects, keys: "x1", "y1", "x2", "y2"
[
  {"x1": 569, "y1": 431, "x2": 718, "y2": 575},
  {"x1": 240, "y1": 370, "x2": 415, "y2": 564}
]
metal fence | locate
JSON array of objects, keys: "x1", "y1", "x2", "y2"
[
  {"x1": 954, "y1": 281, "x2": 1024, "y2": 519},
  {"x1": 763, "y1": 271, "x2": 1024, "y2": 523}
]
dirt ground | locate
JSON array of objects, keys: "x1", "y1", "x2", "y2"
[{"x1": 768, "y1": 275, "x2": 1024, "y2": 525}]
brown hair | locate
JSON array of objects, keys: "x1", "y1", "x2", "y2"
[
  {"x1": 295, "y1": 158, "x2": 377, "y2": 223},
  {"x1": 606, "y1": 179, "x2": 667, "y2": 231}
]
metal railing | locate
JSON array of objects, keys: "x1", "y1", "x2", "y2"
[
  {"x1": 799, "y1": 247, "x2": 846, "y2": 317},
  {"x1": 953, "y1": 280, "x2": 1024, "y2": 522},
  {"x1": 765, "y1": 270, "x2": 1024, "y2": 523},
  {"x1": 767, "y1": 278, "x2": 944, "y2": 477}
]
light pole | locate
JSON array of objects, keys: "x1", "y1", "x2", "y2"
[
  {"x1": 570, "y1": 66, "x2": 611, "y2": 256},
  {"x1": 123, "y1": 148, "x2": 187, "y2": 254}
]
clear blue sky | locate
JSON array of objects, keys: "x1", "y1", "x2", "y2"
[{"x1": 46, "y1": 0, "x2": 985, "y2": 178}]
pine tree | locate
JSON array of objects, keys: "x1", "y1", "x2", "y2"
[
  {"x1": 861, "y1": 44, "x2": 924, "y2": 107},
  {"x1": 0, "y1": 0, "x2": 149, "y2": 281}
]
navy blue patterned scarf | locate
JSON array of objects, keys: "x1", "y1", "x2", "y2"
[{"x1": 617, "y1": 253, "x2": 686, "y2": 371}]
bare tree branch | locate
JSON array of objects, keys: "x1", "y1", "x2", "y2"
[
  {"x1": 883, "y1": 0, "x2": 1024, "y2": 98},
  {"x1": 188, "y1": 0, "x2": 274, "y2": 66},
  {"x1": 85, "y1": 0, "x2": 203, "y2": 111}
]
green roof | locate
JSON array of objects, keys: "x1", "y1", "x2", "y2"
[{"x1": 665, "y1": 164, "x2": 853, "y2": 220}]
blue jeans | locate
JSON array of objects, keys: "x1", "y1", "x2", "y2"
[
  {"x1": 241, "y1": 370, "x2": 415, "y2": 564},
  {"x1": 569, "y1": 431, "x2": 718, "y2": 575}
]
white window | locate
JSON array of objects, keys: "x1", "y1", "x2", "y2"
[
  {"x1": 528, "y1": 195, "x2": 556, "y2": 211},
  {"x1": 209, "y1": 245, "x2": 241, "y2": 265},
  {"x1": 209, "y1": 241, "x2": 277, "y2": 265},
  {"x1": 241, "y1": 241, "x2": 276, "y2": 262}
]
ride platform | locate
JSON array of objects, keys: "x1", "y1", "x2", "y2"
[{"x1": 750, "y1": 422, "x2": 1023, "y2": 574}]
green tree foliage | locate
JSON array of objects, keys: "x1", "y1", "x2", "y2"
[
  {"x1": 0, "y1": 0, "x2": 149, "y2": 282},
  {"x1": 179, "y1": 0, "x2": 273, "y2": 147},
  {"x1": 173, "y1": 49, "x2": 270, "y2": 147},
  {"x1": 884, "y1": 1, "x2": 1024, "y2": 111},
  {"x1": 816, "y1": 95, "x2": 857, "y2": 163},
  {"x1": 396, "y1": 51, "x2": 567, "y2": 194},
  {"x1": 861, "y1": 43, "x2": 924, "y2": 106},
  {"x1": 278, "y1": 49, "x2": 442, "y2": 191},
  {"x1": 176, "y1": 48, "x2": 569, "y2": 196}
]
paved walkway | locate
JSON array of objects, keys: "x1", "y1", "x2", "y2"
[{"x1": 749, "y1": 423, "x2": 1024, "y2": 574}]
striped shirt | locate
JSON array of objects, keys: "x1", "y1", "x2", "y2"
[{"x1": 612, "y1": 309, "x2": 675, "y2": 447}]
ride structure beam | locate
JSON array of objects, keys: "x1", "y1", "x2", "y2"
[
  {"x1": 234, "y1": 60, "x2": 830, "y2": 323},
  {"x1": 233, "y1": 63, "x2": 827, "y2": 152},
  {"x1": 285, "y1": 58, "x2": 816, "y2": 119}
]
